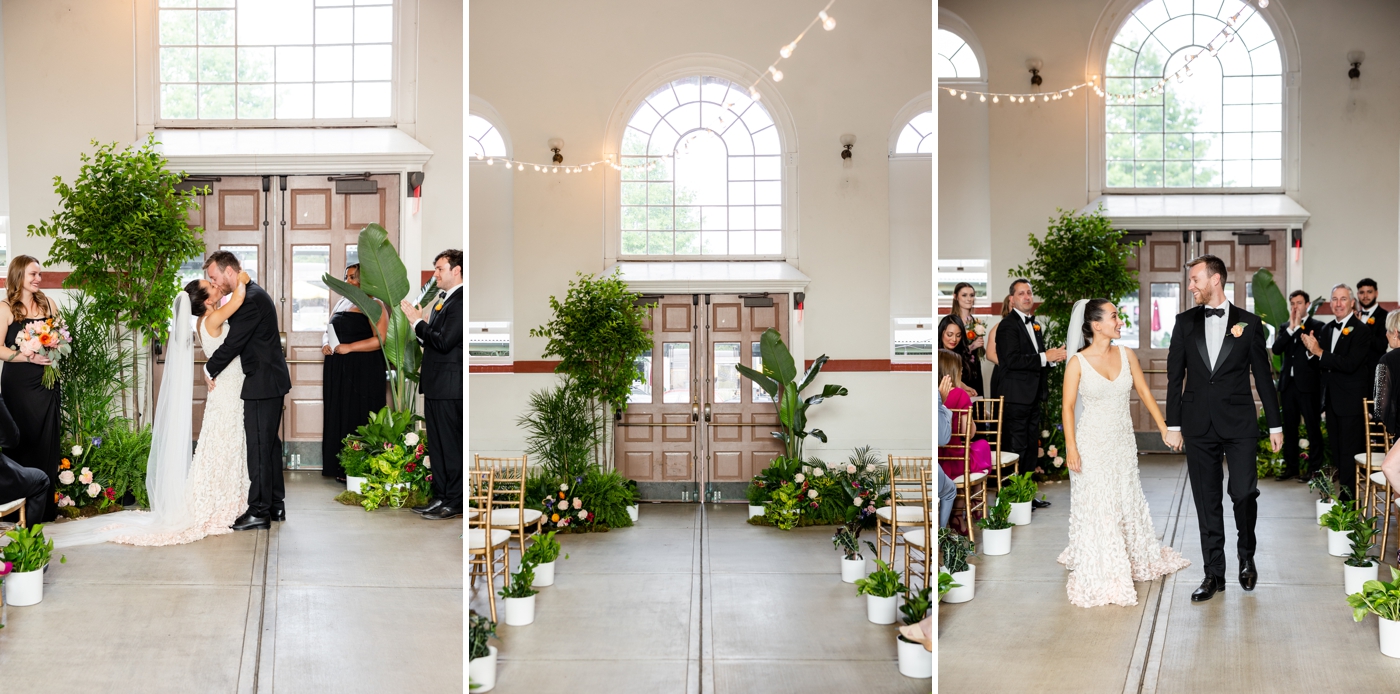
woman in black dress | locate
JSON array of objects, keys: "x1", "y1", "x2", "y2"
[
  {"x1": 939, "y1": 314, "x2": 983, "y2": 398},
  {"x1": 0, "y1": 255, "x2": 61, "y2": 522},
  {"x1": 321, "y1": 263, "x2": 388, "y2": 482}
]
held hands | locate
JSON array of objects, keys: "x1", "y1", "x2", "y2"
[
  {"x1": 1161, "y1": 429, "x2": 1184, "y2": 451},
  {"x1": 321, "y1": 344, "x2": 333, "y2": 356},
  {"x1": 28, "y1": 353, "x2": 52, "y2": 366},
  {"x1": 334, "y1": 344, "x2": 351, "y2": 355},
  {"x1": 203, "y1": 370, "x2": 216, "y2": 391},
  {"x1": 400, "y1": 299, "x2": 423, "y2": 322}
]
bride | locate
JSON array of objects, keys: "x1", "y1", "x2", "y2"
[
  {"x1": 49, "y1": 272, "x2": 252, "y2": 548},
  {"x1": 1056, "y1": 298, "x2": 1190, "y2": 607}
]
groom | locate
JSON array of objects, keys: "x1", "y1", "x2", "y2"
[
  {"x1": 1163, "y1": 255, "x2": 1282, "y2": 602},
  {"x1": 203, "y1": 251, "x2": 293, "y2": 531}
]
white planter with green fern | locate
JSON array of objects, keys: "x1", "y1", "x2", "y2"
[
  {"x1": 855, "y1": 541, "x2": 903, "y2": 624},
  {"x1": 1, "y1": 524, "x2": 64, "y2": 607},
  {"x1": 1317, "y1": 500, "x2": 1335, "y2": 524},
  {"x1": 977, "y1": 496, "x2": 1014, "y2": 555},
  {"x1": 1000, "y1": 473, "x2": 1037, "y2": 526},
  {"x1": 1344, "y1": 519, "x2": 1380, "y2": 595},
  {"x1": 499, "y1": 562, "x2": 540, "y2": 626},
  {"x1": 1321, "y1": 501, "x2": 1359, "y2": 556},
  {"x1": 1348, "y1": 565, "x2": 1400, "y2": 658},
  {"x1": 939, "y1": 528, "x2": 976, "y2": 603}
]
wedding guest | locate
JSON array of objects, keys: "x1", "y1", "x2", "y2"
[
  {"x1": 0, "y1": 392, "x2": 51, "y2": 525},
  {"x1": 0, "y1": 256, "x2": 60, "y2": 522},
  {"x1": 939, "y1": 314, "x2": 982, "y2": 397},
  {"x1": 1374, "y1": 311, "x2": 1400, "y2": 435},
  {"x1": 1272, "y1": 290, "x2": 1324, "y2": 481},
  {"x1": 938, "y1": 375, "x2": 957, "y2": 528},
  {"x1": 1301, "y1": 283, "x2": 1375, "y2": 498},
  {"x1": 320, "y1": 263, "x2": 388, "y2": 483},
  {"x1": 948, "y1": 282, "x2": 986, "y2": 395},
  {"x1": 992, "y1": 280, "x2": 1065, "y2": 497},
  {"x1": 1357, "y1": 278, "x2": 1390, "y2": 369},
  {"x1": 984, "y1": 294, "x2": 1013, "y2": 366},
  {"x1": 937, "y1": 349, "x2": 990, "y2": 482},
  {"x1": 403, "y1": 249, "x2": 463, "y2": 520}
]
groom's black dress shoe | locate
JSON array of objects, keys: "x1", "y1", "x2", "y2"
[
  {"x1": 422, "y1": 505, "x2": 463, "y2": 520},
  {"x1": 232, "y1": 513, "x2": 271, "y2": 531},
  {"x1": 1191, "y1": 575, "x2": 1226, "y2": 602},
  {"x1": 1239, "y1": 556, "x2": 1258, "y2": 591},
  {"x1": 272, "y1": 509, "x2": 286, "y2": 522},
  {"x1": 1031, "y1": 498, "x2": 1052, "y2": 509},
  {"x1": 412, "y1": 499, "x2": 444, "y2": 516}
]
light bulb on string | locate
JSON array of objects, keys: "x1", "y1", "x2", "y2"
[
  {"x1": 780, "y1": 43, "x2": 794, "y2": 59},
  {"x1": 992, "y1": 95, "x2": 999, "y2": 103},
  {"x1": 979, "y1": 94, "x2": 986, "y2": 102},
  {"x1": 959, "y1": 92, "x2": 967, "y2": 100},
  {"x1": 487, "y1": 158, "x2": 493, "y2": 165},
  {"x1": 819, "y1": 11, "x2": 835, "y2": 30},
  {"x1": 769, "y1": 67, "x2": 784, "y2": 82}
]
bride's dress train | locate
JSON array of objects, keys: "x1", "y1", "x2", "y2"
[
  {"x1": 1056, "y1": 346, "x2": 1189, "y2": 607},
  {"x1": 48, "y1": 293, "x2": 249, "y2": 548}
]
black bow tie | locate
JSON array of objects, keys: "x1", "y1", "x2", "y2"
[
  {"x1": 438, "y1": 291, "x2": 447, "y2": 300},
  {"x1": 1023, "y1": 315, "x2": 1035, "y2": 325},
  {"x1": 1204, "y1": 308, "x2": 1225, "y2": 318}
]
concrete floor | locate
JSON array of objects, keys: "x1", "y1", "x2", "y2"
[
  {"x1": 939, "y1": 455, "x2": 1400, "y2": 693},
  {"x1": 470, "y1": 503, "x2": 930, "y2": 693},
  {"x1": 0, "y1": 472, "x2": 463, "y2": 693}
]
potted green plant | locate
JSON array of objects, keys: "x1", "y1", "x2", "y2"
[
  {"x1": 1309, "y1": 467, "x2": 1341, "y2": 523},
  {"x1": 1, "y1": 524, "x2": 66, "y2": 606},
  {"x1": 854, "y1": 541, "x2": 905, "y2": 624},
  {"x1": 499, "y1": 561, "x2": 540, "y2": 626},
  {"x1": 896, "y1": 585, "x2": 932, "y2": 678},
  {"x1": 469, "y1": 610, "x2": 498, "y2": 691},
  {"x1": 763, "y1": 480, "x2": 804, "y2": 531},
  {"x1": 625, "y1": 479, "x2": 640, "y2": 522},
  {"x1": 832, "y1": 517, "x2": 866, "y2": 583},
  {"x1": 1347, "y1": 565, "x2": 1400, "y2": 658},
  {"x1": 939, "y1": 527, "x2": 976, "y2": 603},
  {"x1": 999, "y1": 472, "x2": 1038, "y2": 525},
  {"x1": 976, "y1": 496, "x2": 1014, "y2": 555},
  {"x1": 938, "y1": 571, "x2": 958, "y2": 600},
  {"x1": 1320, "y1": 499, "x2": 1360, "y2": 557},
  {"x1": 746, "y1": 478, "x2": 769, "y2": 519},
  {"x1": 1345, "y1": 516, "x2": 1381, "y2": 596},
  {"x1": 521, "y1": 531, "x2": 567, "y2": 587},
  {"x1": 735, "y1": 329, "x2": 847, "y2": 465}
]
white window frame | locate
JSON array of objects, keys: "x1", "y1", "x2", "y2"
[
  {"x1": 137, "y1": 0, "x2": 419, "y2": 131},
  {"x1": 892, "y1": 317, "x2": 934, "y2": 364},
  {"x1": 937, "y1": 258, "x2": 990, "y2": 310},
  {"x1": 468, "y1": 321, "x2": 512, "y2": 365},
  {"x1": 937, "y1": 10, "x2": 987, "y2": 88}
]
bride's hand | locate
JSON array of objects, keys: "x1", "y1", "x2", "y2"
[
  {"x1": 238, "y1": 271, "x2": 250, "y2": 285},
  {"x1": 1066, "y1": 449, "x2": 1082, "y2": 473}
]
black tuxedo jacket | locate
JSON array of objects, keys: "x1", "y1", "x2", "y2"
[
  {"x1": 1316, "y1": 315, "x2": 1375, "y2": 418},
  {"x1": 1273, "y1": 318, "x2": 1325, "y2": 394},
  {"x1": 990, "y1": 311, "x2": 1049, "y2": 406},
  {"x1": 1361, "y1": 305, "x2": 1389, "y2": 376},
  {"x1": 205, "y1": 281, "x2": 292, "y2": 400},
  {"x1": 1166, "y1": 304, "x2": 1281, "y2": 438},
  {"x1": 416, "y1": 288, "x2": 462, "y2": 400}
]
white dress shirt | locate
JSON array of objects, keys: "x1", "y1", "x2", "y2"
[
  {"x1": 1360, "y1": 304, "x2": 1380, "y2": 325},
  {"x1": 1331, "y1": 313, "x2": 1353, "y2": 352},
  {"x1": 413, "y1": 283, "x2": 461, "y2": 330},
  {"x1": 1010, "y1": 308, "x2": 1048, "y2": 365},
  {"x1": 1170, "y1": 300, "x2": 1280, "y2": 434}
]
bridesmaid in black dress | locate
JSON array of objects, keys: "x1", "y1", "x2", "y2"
[
  {"x1": 0, "y1": 255, "x2": 61, "y2": 522},
  {"x1": 321, "y1": 263, "x2": 388, "y2": 482}
]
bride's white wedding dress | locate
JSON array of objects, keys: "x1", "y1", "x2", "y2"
[
  {"x1": 1056, "y1": 346, "x2": 1190, "y2": 607},
  {"x1": 49, "y1": 293, "x2": 249, "y2": 548}
]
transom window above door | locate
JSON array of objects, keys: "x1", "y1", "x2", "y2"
[
  {"x1": 619, "y1": 75, "x2": 784, "y2": 258},
  {"x1": 157, "y1": 0, "x2": 394, "y2": 123}
]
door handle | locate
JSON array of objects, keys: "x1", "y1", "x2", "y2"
[
  {"x1": 279, "y1": 331, "x2": 288, "y2": 356},
  {"x1": 704, "y1": 403, "x2": 711, "y2": 422},
  {"x1": 692, "y1": 401, "x2": 700, "y2": 422}
]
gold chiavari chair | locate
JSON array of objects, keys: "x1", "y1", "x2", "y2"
[
  {"x1": 938, "y1": 407, "x2": 986, "y2": 542},
  {"x1": 877, "y1": 455, "x2": 933, "y2": 568},
  {"x1": 1358, "y1": 400, "x2": 1391, "y2": 519},
  {"x1": 971, "y1": 397, "x2": 1017, "y2": 493},
  {"x1": 900, "y1": 466, "x2": 935, "y2": 591},
  {"x1": 468, "y1": 469, "x2": 510, "y2": 622},
  {"x1": 474, "y1": 454, "x2": 544, "y2": 562}
]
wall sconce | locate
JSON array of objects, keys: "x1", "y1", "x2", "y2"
[
  {"x1": 1348, "y1": 51, "x2": 1364, "y2": 80},
  {"x1": 839, "y1": 134, "x2": 855, "y2": 167},
  {"x1": 548, "y1": 138, "x2": 564, "y2": 164},
  {"x1": 1026, "y1": 59, "x2": 1043, "y2": 87}
]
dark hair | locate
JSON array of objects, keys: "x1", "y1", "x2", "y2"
[
  {"x1": 1288, "y1": 289, "x2": 1310, "y2": 304},
  {"x1": 1078, "y1": 298, "x2": 1114, "y2": 352},
  {"x1": 435, "y1": 248, "x2": 462, "y2": 271},
  {"x1": 999, "y1": 295, "x2": 1013, "y2": 317},
  {"x1": 346, "y1": 262, "x2": 361, "y2": 272},
  {"x1": 185, "y1": 279, "x2": 210, "y2": 317},
  {"x1": 204, "y1": 249, "x2": 242, "y2": 273},
  {"x1": 1358, "y1": 278, "x2": 1378, "y2": 291},
  {"x1": 1185, "y1": 254, "x2": 1227, "y2": 285},
  {"x1": 938, "y1": 315, "x2": 966, "y2": 351},
  {"x1": 1009, "y1": 279, "x2": 1031, "y2": 296}
]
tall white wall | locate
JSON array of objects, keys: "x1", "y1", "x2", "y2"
[{"x1": 936, "y1": 95, "x2": 991, "y2": 262}]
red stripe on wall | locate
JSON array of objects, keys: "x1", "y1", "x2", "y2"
[{"x1": 422, "y1": 270, "x2": 433, "y2": 286}]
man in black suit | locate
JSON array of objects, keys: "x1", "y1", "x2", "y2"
[
  {"x1": 0, "y1": 395, "x2": 51, "y2": 525},
  {"x1": 1163, "y1": 255, "x2": 1282, "y2": 602},
  {"x1": 404, "y1": 249, "x2": 463, "y2": 520},
  {"x1": 1357, "y1": 278, "x2": 1388, "y2": 378},
  {"x1": 991, "y1": 279, "x2": 1065, "y2": 508},
  {"x1": 1301, "y1": 283, "x2": 1376, "y2": 500},
  {"x1": 1272, "y1": 290, "x2": 1325, "y2": 482},
  {"x1": 203, "y1": 251, "x2": 293, "y2": 531}
]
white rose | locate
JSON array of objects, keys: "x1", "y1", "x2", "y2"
[
  {"x1": 81, "y1": 467, "x2": 91, "y2": 475},
  {"x1": 71, "y1": 444, "x2": 83, "y2": 456},
  {"x1": 58, "y1": 470, "x2": 74, "y2": 485},
  {"x1": 560, "y1": 483, "x2": 569, "y2": 492},
  {"x1": 846, "y1": 465, "x2": 857, "y2": 474},
  {"x1": 854, "y1": 499, "x2": 863, "y2": 506},
  {"x1": 813, "y1": 468, "x2": 824, "y2": 477},
  {"x1": 1041, "y1": 430, "x2": 1051, "y2": 438},
  {"x1": 423, "y1": 457, "x2": 431, "y2": 469},
  {"x1": 577, "y1": 509, "x2": 587, "y2": 519},
  {"x1": 794, "y1": 473, "x2": 805, "y2": 483},
  {"x1": 79, "y1": 471, "x2": 93, "y2": 485},
  {"x1": 807, "y1": 489, "x2": 818, "y2": 499},
  {"x1": 1053, "y1": 456, "x2": 1064, "y2": 468},
  {"x1": 864, "y1": 465, "x2": 874, "y2": 473},
  {"x1": 1047, "y1": 446, "x2": 1058, "y2": 456},
  {"x1": 1299, "y1": 439, "x2": 1310, "y2": 450},
  {"x1": 404, "y1": 432, "x2": 420, "y2": 447},
  {"x1": 87, "y1": 482, "x2": 101, "y2": 497}
]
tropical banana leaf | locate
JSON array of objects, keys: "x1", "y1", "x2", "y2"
[
  {"x1": 735, "y1": 363, "x2": 778, "y2": 398},
  {"x1": 324, "y1": 275, "x2": 384, "y2": 327},
  {"x1": 1251, "y1": 268, "x2": 1288, "y2": 329},
  {"x1": 355, "y1": 223, "x2": 411, "y2": 305},
  {"x1": 760, "y1": 329, "x2": 796, "y2": 384}
]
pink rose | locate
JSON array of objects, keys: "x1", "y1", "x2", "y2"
[{"x1": 572, "y1": 498, "x2": 583, "y2": 510}]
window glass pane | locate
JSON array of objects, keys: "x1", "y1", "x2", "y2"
[
  {"x1": 937, "y1": 29, "x2": 980, "y2": 79},
  {"x1": 220, "y1": 245, "x2": 259, "y2": 282},
  {"x1": 751, "y1": 342, "x2": 773, "y2": 403},
  {"x1": 160, "y1": 11, "x2": 196, "y2": 46},
  {"x1": 291, "y1": 245, "x2": 330, "y2": 332},
  {"x1": 663, "y1": 343, "x2": 690, "y2": 404},
  {"x1": 1150, "y1": 282, "x2": 1179, "y2": 349},
  {"x1": 314, "y1": 82, "x2": 353, "y2": 118},
  {"x1": 894, "y1": 319, "x2": 933, "y2": 357},
  {"x1": 345, "y1": 244, "x2": 359, "y2": 267},
  {"x1": 198, "y1": 10, "x2": 235, "y2": 45},
  {"x1": 1116, "y1": 289, "x2": 1140, "y2": 349},
  {"x1": 353, "y1": 81, "x2": 391, "y2": 118},
  {"x1": 714, "y1": 343, "x2": 741, "y2": 404},
  {"x1": 628, "y1": 349, "x2": 653, "y2": 404},
  {"x1": 177, "y1": 256, "x2": 204, "y2": 288},
  {"x1": 162, "y1": 84, "x2": 198, "y2": 119}
]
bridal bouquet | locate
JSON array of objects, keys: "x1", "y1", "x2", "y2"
[{"x1": 15, "y1": 316, "x2": 72, "y2": 388}]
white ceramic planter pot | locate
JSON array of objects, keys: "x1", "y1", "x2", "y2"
[
  {"x1": 504, "y1": 595, "x2": 536, "y2": 626},
  {"x1": 982, "y1": 527, "x2": 1012, "y2": 556},
  {"x1": 747, "y1": 505, "x2": 765, "y2": 519},
  {"x1": 896, "y1": 635, "x2": 932, "y2": 678},
  {"x1": 532, "y1": 561, "x2": 556, "y2": 587},
  {"x1": 942, "y1": 564, "x2": 975, "y2": 603},
  {"x1": 1345, "y1": 562, "x2": 1379, "y2": 596},
  {"x1": 1008, "y1": 501, "x2": 1032, "y2": 526},
  {"x1": 841, "y1": 556, "x2": 866, "y2": 583},
  {"x1": 866, "y1": 594, "x2": 897, "y2": 624},
  {"x1": 1317, "y1": 500, "x2": 1335, "y2": 524},
  {"x1": 1382, "y1": 617, "x2": 1400, "y2": 658},
  {"x1": 627, "y1": 505, "x2": 639, "y2": 523},
  {"x1": 346, "y1": 476, "x2": 368, "y2": 494},
  {"x1": 1327, "y1": 528, "x2": 1353, "y2": 557},
  {"x1": 4, "y1": 567, "x2": 43, "y2": 606},
  {"x1": 469, "y1": 645, "x2": 498, "y2": 692}
]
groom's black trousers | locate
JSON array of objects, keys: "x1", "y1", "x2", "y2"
[
  {"x1": 245, "y1": 397, "x2": 286, "y2": 517},
  {"x1": 1185, "y1": 423, "x2": 1259, "y2": 578}
]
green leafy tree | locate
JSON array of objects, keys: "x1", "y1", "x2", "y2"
[
  {"x1": 29, "y1": 134, "x2": 207, "y2": 425},
  {"x1": 1105, "y1": 38, "x2": 1215, "y2": 188}
]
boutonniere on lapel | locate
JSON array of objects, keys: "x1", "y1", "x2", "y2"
[
  {"x1": 1230, "y1": 322, "x2": 1246, "y2": 338},
  {"x1": 1367, "y1": 316, "x2": 1376, "y2": 325},
  {"x1": 1343, "y1": 326, "x2": 1354, "y2": 336},
  {"x1": 1032, "y1": 323, "x2": 1042, "y2": 332}
]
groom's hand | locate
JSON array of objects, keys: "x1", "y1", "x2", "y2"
[
  {"x1": 1162, "y1": 430, "x2": 1184, "y2": 451},
  {"x1": 204, "y1": 370, "x2": 216, "y2": 391},
  {"x1": 1270, "y1": 432, "x2": 1283, "y2": 453}
]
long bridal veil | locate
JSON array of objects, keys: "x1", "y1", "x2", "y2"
[
  {"x1": 48, "y1": 293, "x2": 195, "y2": 548},
  {"x1": 1064, "y1": 299, "x2": 1090, "y2": 431}
]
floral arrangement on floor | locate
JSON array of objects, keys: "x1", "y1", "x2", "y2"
[
  {"x1": 1257, "y1": 415, "x2": 1325, "y2": 479},
  {"x1": 15, "y1": 314, "x2": 73, "y2": 389},
  {"x1": 334, "y1": 407, "x2": 431, "y2": 511},
  {"x1": 748, "y1": 446, "x2": 887, "y2": 530},
  {"x1": 527, "y1": 465, "x2": 636, "y2": 533},
  {"x1": 53, "y1": 423, "x2": 153, "y2": 518}
]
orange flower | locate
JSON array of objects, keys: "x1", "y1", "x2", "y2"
[
  {"x1": 60, "y1": 458, "x2": 71, "y2": 469},
  {"x1": 1343, "y1": 327, "x2": 1354, "y2": 336},
  {"x1": 39, "y1": 332, "x2": 56, "y2": 347},
  {"x1": 559, "y1": 491, "x2": 566, "y2": 499},
  {"x1": 1368, "y1": 317, "x2": 1376, "y2": 325},
  {"x1": 551, "y1": 513, "x2": 560, "y2": 522}
]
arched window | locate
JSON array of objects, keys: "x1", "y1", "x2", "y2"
[
  {"x1": 894, "y1": 111, "x2": 933, "y2": 154},
  {"x1": 937, "y1": 29, "x2": 981, "y2": 80},
  {"x1": 467, "y1": 114, "x2": 507, "y2": 158},
  {"x1": 619, "y1": 75, "x2": 783, "y2": 257},
  {"x1": 1105, "y1": 0, "x2": 1282, "y2": 189}
]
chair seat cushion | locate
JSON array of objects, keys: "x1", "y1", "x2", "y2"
[
  {"x1": 468, "y1": 528, "x2": 511, "y2": 550},
  {"x1": 996, "y1": 452, "x2": 1019, "y2": 466},
  {"x1": 0, "y1": 498, "x2": 23, "y2": 516},
  {"x1": 467, "y1": 508, "x2": 479, "y2": 519},
  {"x1": 490, "y1": 508, "x2": 543, "y2": 526},
  {"x1": 1372, "y1": 470, "x2": 1390, "y2": 485},
  {"x1": 902, "y1": 528, "x2": 927, "y2": 548},
  {"x1": 876, "y1": 505, "x2": 926, "y2": 521},
  {"x1": 953, "y1": 471, "x2": 987, "y2": 486},
  {"x1": 1356, "y1": 452, "x2": 1387, "y2": 468}
]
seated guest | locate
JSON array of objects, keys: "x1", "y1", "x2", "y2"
[
  {"x1": 937, "y1": 349, "x2": 991, "y2": 483},
  {"x1": 938, "y1": 378, "x2": 957, "y2": 528},
  {"x1": 939, "y1": 314, "x2": 983, "y2": 397},
  {"x1": 1375, "y1": 311, "x2": 1400, "y2": 435},
  {"x1": 0, "y1": 394, "x2": 51, "y2": 525},
  {"x1": 984, "y1": 294, "x2": 1013, "y2": 366}
]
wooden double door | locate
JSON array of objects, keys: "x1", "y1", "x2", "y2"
[
  {"x1": 162, "y1": 174, "x2": 400, "y2": 467},
  {"x1": 616, "y1": 294, "x2": 790, "y2": 501}
]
